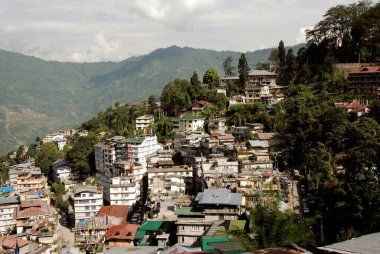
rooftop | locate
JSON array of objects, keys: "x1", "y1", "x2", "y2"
[
  {"x1": 104, "y1": 224, "x2": 140, "y2": 240},
  {"x1": 97, "y1": 205, "x2": 130, "y2": 225},
  {"x1": 172, "y1": 115, "x2": 205, "y2": 121},
  {"x1": 249, "y1": 69, "x2": 277, "y2": 76},
  {"x1": 195, "y1": 189, "x2": 242, "y2": 206},
  {"x1": 0, "y1": 196, "x2": 19, "y2": 205},
  {"x1": 318, "y1": 232, "x2": 380, "y2": 254}
]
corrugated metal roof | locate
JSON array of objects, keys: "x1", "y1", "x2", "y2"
[
  {"x1": 196, "y1": 189, "x2": 242, "y2": 206},
  {"x1": 318, "y1": 232, "x2": 380, "y2": 254}
]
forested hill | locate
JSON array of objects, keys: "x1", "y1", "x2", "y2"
[{"x1": 0, "y1": 44, "x2": 303, "y2": 154}]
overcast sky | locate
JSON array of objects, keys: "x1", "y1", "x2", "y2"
[{"x1": 0, "y1": 0, "x2": 359, "y2": 62}]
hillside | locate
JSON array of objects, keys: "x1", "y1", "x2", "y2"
[{"x1": 0, "y1": 44, "x2": 304, "y2": 154}]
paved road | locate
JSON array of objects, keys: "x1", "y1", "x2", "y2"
[{"x1": 60, "y1": 225, "x2": 75, "y2": 247}]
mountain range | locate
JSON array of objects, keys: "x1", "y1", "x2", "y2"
[{"x1": 0, "y1": 44, "x2": 304, "y2": 154}]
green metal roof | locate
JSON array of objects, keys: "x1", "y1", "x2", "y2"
[
  {"x1": 172, "y1": 115, "x2": 204, "y2": 121},
  {"x1": 127, "y1": 137, "x2": 145, "y2": 143},
  {"x1": 135, "y1": 229, "x2": 146, "y2": 240},
  {"x1": 228, "y1": 220, "x2": 246, "y2": 232},
  {"x1": 139, "y1": 221, "x2": 163, "y2": 231},
  {"x1": 174, "y1": 207, "x2": 204, "y2": 216}
]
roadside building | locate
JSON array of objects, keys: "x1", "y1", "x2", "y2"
[
  {"x1": 73, "y1": 185, "x2": 103, "y2": 226},
  {"x1": 136, "y1": 115, "x2": 154, "y2": 130},
  {"x1": 172, "y1": 115, "x2": 205, "y2": 133},
  {"x1": 0, "y1": 196, "x2": 19, "y2": 235}
]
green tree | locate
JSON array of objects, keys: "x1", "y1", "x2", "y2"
[
  {"x1": 190, "y1": 71, "x2": 202, "y2": 98},
  {"x1": 238, "y1": 53, "x2": 250, "y2": 93},
  {"x1": 160, "y1": 79, "x2": 193, "y2": 115},
  {"x1": 223, "y1": 56, "x2": 236, "y2": 77},
  {"x1": 203, "y1": 68, "x2": 220, "y2": 89},
  {"x1": 277, "y1": 40, "x2": 287, "y2": 85},
  {"x1": 251, "y1": 202, "x2": 314, "y2": 249},
  {"x1": 52, "y1": 182, "x2": 66, "y2": 195},
  {"x1": 66, "y1": 136, "x2": 97, "y2": 181},
  {"x1": 35, "y1": 143, "x2": 61, "y2": 175}
]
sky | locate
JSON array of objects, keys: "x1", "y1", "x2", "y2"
[{"x1": 0, "y1": 0, "x2": 359, "y2": 62}]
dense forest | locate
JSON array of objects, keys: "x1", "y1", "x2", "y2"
[{"x1": 1, "y1": 0, "x2": 380, "y2": 250}]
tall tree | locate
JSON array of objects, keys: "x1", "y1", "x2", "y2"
[
  {"x1": 190, "y1": 71, "x2": 202, "y2": 98},
  {"x1": 203, "y1": 68, "x2": 220, "y2": 89},
  {"x1": 35, "y1": 143, "x2": 61, "y2": 175},
  {"x1": 223, "y1": 56, "x2": 236, "y2": 77},
  {"x1": 277, "y1": 40, "x2": 287, "y2": 86},
  {"x1": 238, "y1": 53, "x2": 250, "y2": 93},
  {"x1": 282, "y1": 49, "x2": 297, "y2": 86}
]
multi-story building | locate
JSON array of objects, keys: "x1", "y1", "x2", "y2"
[
  {"x1": 347, "y1": 66, "x2": 380, "y2": 99},
  {"x1": 147, "y1": 165, "x2": 193, "y2": 197},
  {"x1": 208, "y1": 117, "x2": 226, "y2": 133},
  {"x1": 136, "y1": 114, "x2": 155, "y2": 130},
  {"x1": 52, "y1": 160, "x2": 74, "y2": 186},
  {"x1": 0, "y1": 196, "x2": 19, "y2": 235},
  {"x1": 16, "y1": 171, "x2": 47, "y2": 191},
  {"x1": 195, "y1": 189, "x2": 242, "y2": 221},
  {"x1": 15, "y1": 200, "x2": 54, "y2": 234},
  {"x1": 73, "y1": 185, "x2": 103, "y2": 225},
  {"x1": 94, "y1": 134, "x2": 159, "y2": 204},
  {"x1": 172, "y1": 115, "x2": 205, "y2": 133},
  {"x1": 8, "y1": 162, "x2": 41, "y2": 187}
]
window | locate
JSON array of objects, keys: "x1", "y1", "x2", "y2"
[
  {"x1": 81, "y1": 193, "x2": 86, "y2": 197},
  {"x1": 89, "y1": 193, "x2": 94, "y2": 197},
  {"x1": 190, "y1": 226, "x2": 198, "y2": 232},
  {"x1": 85, "y1": 212, "x2": 90, "y2": 217}
]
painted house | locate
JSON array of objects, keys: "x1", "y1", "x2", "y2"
[{"x1": 172, "y1": 115, "x2": 205, "y2": 133}]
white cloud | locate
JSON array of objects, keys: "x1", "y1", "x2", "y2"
[
  {"x1": 0, "y1": 0, "x2": 360, "y2": 62},
  {"x1": 296, "y1": 27, "x2": 311, "y2": 44}
]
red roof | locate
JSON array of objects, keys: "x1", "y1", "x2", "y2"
[
  {"x1": 104, "y1": 224, "x2": 140, "y2": 240},
  {"x1": 349, "y1": 66, "x2": 380, "y2": 74},
  {"x1": 193, "y1": 100, "x2": 213, "y2": 106},
  {"x1": 20, "y1": 200, "x2": 46, "y2": 208},
  {"x1": 335, "y1": 102, "x2": 368, "y2": 110},
  {"x1": 97, "y1": 205, "x2": 130, "y2": 225},
  {"x1": 17, "y1": 207, "x2": 49, "y2": 219},
  {"x1": 0, "y1": 236, "x2": 29, "y2": 249}
]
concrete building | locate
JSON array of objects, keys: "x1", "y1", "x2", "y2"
[
  {"x1": 0, "y1": 196, "x2": 19, "y2": 235},
  {"x1": 172, "y1": 115, "x2": 205, "y2": 133},
  {"x1": 147, "y1": 165, "x2": 193, "y2": 196},
  {"x1": 8, "y1": 162, "x2": 41, "y2": 188},
  {"x1": 52, "y1": 160, "x2": 74, "y2": 187},
  {"x1": 109, "y1": 176, "x2": 138, "y2": 206},
  {"x1": 208, "y1": 117, "x2": 226, "y2": 133},
  {"x1": 73, "y1": 185, "x2": 103, "y2": 226},
  {"x1": 16, "y1": 170, "x2": 47, "y2": 192},
  {"x1": 347, "y1": 66, "x2": 380, "y2": 99},
  {"x1": 195, "y1": 189, "x2": 242, "y2": 221},
  {"x1": 15, "y1": 200, "x2": 54, "y2": 234},
  {"x1": 136, "y1": 115, "x2": 154, "y2": 130}
]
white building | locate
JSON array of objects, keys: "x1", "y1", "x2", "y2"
[
  {"x1": 94, "y1": 135, "x2": 158, "y2": 205},
  {"x1": 172, "y1": 115, "x2": 205, "y2": 133},
  {"x1": 208, "y1": 117, "x2": 226, "y2": 133},
  {"x1": 52, "y1": 160, "x2": 73, "y2": 185},
  {"x1": 136, "y1": 114, "x2": 154, "y2": 130},
  {"x1": 0, "y1": 196, "x2": 19, "y2": 235},
  {"x1": 73, "y1": 185, "x2": 103, "y2": 225},
  {"x1": 126, "y1": 135, "x2": 159, "y2": 171},
  {"x1": 109, "y1": 176, "x2": 138, "y2": 206}
]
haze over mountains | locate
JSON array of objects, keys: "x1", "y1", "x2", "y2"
[{"x1": 0, "y1": 44, "x2": 303, "y2": 154}]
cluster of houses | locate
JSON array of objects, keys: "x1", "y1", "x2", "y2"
[
  {"x1": 1, "y1": 65, "x2": 378, "y2": 254},
  {"x1": 0, "y1": 162, "x2": 60, "y2": 254}
]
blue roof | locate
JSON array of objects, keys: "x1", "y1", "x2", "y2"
[{"x1": 0, "y1": 186, "x2": 13, "y2": 193}]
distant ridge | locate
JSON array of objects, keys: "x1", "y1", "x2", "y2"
[{"x1": 0, "y1": 44, "x2": 305, "y2": 154}]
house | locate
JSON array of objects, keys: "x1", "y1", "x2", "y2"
[
  {"x1": 147, "y1": 165, "x2": 193, "y2": 197},
  {"x1": 0, "y1": 196, "x2": 20, "y2": 234},
  {"x1": 195, "y1": 189, "x2": 242, "y2": 221},
  {"x1": 8, "y1": 162, "x2": 42, "y2": 188},
  {"x1": 172, "y1": 115, "x2": 205, "y2": 133},
  {"x1": 104, "y1": 224, "x2": 140, "y2": 249},
  {"x1": 0, "y1": 236, "x2": 33, "y2": 254},
  {"x1": 208, "y1": 117, "x2": 226, "y2": 133},
  {"x1": 136, "y1": 115, "x2": 154, "y2": 130},
  {"x1": 15, "y1": 200, "x2": 54, "y2": 234},
  {"x1": 347, "y1": 66, "x2": 380, "y2": 99},
  {"x1": 73, "y1": 185, "x2": 103, "y2": 226},
  {"x1": 16, "y1": 170, "x2": 47, "y2": 192},
  {"x1": 97, "y1": 205, "x2": 130, "y2": 226},
  {"x1": 335, "y1": 100, "x2": 370, "y2": 117},
  {"x1": 192, "y1": 100, "x2": 213, "y2": 114},
  {"x1": 134, "y1": 220, "x2": 170, "y2": 246},
  {"x1": 52, "y1": 160, "x2": 74, "y2": 187},
  {"x1": 30, "y1": 218, "x2": 61, "y2": 252},
  {"x1": 229, "y1": 95, "x2": 245, "y2": 107}
]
